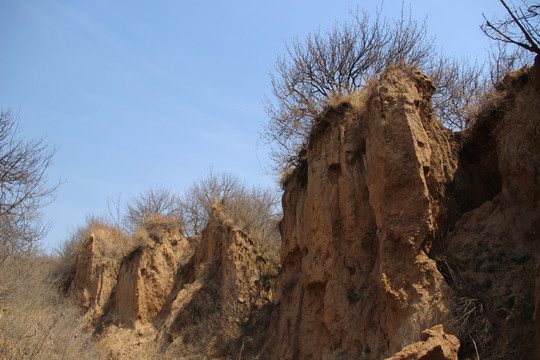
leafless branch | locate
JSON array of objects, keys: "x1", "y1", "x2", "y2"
[
  {"x1": 481, "y1": 0, "x2": 540, "y2": 54},
  {"x1": 0, "y1": 110, "x2": 59, "y2": 262}
]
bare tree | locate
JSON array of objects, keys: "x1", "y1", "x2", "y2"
[
  {"x1": 432, "y1": 0, "x2": 538, "y2": 130},
  {"x1": 482, "y1": 0, "x2": 540, "y2": 55},
  {"x1": 225, "y1": 185, "x2": 281, "y2": 260},
  {"x1": 262, "y1": 1, "x2": 540, "y2": 167},
  {"x1": 0, "y1": 110, "x2": 58, "y2": 262},
  {"x1": 178, "y1": 169, "x2": 281, "y2": 266},
  {"x1": 178, "y1": 170, "x2": 281, "y2": 256},
  {"x1": 179, "y1": 170, "x2": 243, "y2": 237},
  {"x1": 124, "y1": 186, "x2": 181, "y2": 231},
  {"x1": 487, "y1": 41, "x2": 534, "y2": 85},
  {"x1": 428, "y1": 58, "x2": 489, "y2": 130},
  {"x1": 262, "y1": 5, "x2": 437, "y2": 175}
]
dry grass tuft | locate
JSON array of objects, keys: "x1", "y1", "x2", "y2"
[
  {"x1": 448, "y1": 296, "x2": 493, "y2": 356},
  {"x1": 435, "y1": 255, "x2": 493, "y2": 357},
  {"x1": 495, "y1": 79, "x2": 540, "y2": 169},
  {"x1": 0, "y1": 256, "x2": 106, "y2": 359},
  {"x1": 322, "y1": 83, "x2": 373, "y2": 112},
  {"x1": 85, "y1": 224, "x2": 138, "y2": 261},
  {"x1": 134, "y1": 215, "x2": 183, "y2": 242}
]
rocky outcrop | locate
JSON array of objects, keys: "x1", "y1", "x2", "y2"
[
  {"x1": 192, "y1": 203, "x2": 269, "y2": 309},
  {"x1": 70, "y1": 226, "x2": 129, "y2": 324},
  {"x1": 70, "y1": 207, "x2": 272, "y2": 358},
  {"x1": 114, "y1": 218, "x2": 189, "y2": 327},
  {"x1": 261, "y1": 61, "x2": 540, "y2": 359},
  {"x1": 264, "y1": 66, "x2": 457, "y2": 359},
  {"x1": 70, "y1": 219, "x2": 188, "y2": 329},
  {"x1": 159, "y1": 203, "x2": 272, "y2": 356},
  {"x1": 386, "y1": 325, "x2": 459, "y2": 360}
]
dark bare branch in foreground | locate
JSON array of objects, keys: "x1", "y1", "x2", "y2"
[{"x1": 482, "y1": 0, "x2": 540, "y2": 54}]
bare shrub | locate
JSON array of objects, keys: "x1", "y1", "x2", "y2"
[
  {"x1": 179, "y1": 171, "x2": 244, "y2": 238},
  {"x1": 428, "y1": 58, "x2": 490, "y2": 130},
  {"x1": 179, "y1": 170, "x2": 281, "y2": 264},
  {"x1": 0, "y1": 111, "x2": 103, "y2": 358},
  {"x1": 53, "y1": 224, "x2": 88, "y2": 292},
  {"x1": 430, "y1": 25, "x2": 535, "y2": 131},
  {"x1": 224, "y1": 186, "x2": 281, "y2": 264},
  {"x1": 450, "y1": 296, "x2": 493, "y2": 356},
  {"x1": 0, "y1": 256, "x2": 106, "y2": 359},
  {"x1": 124, "y1": 187, "x2": 182, "y2": 232},
  {"x1": 487, "y1": 41, "x2": 534, "y2": 85},
  {"x1": 435, "y1": 256, "x2": 493, "y2": 357},
  {"x1": 0, "y1": 110, "x2": 58, "y2": 263}
]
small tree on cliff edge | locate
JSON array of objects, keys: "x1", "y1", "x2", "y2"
[
  {"x1": 262, "y1": 6, "x2": 435, "y2": 177},
  {"x1": 124, "y1": 187, "x2": 181, "y2": 231},
  {"x1": 261, "y1": 4, "x2": 502, "y2": 179},
  {"x1": 178, "y1": 170, "x2": 280, "y2": 246}
]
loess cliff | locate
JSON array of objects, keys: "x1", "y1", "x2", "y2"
[
  {"x1": 69, "y1": 60, "x2": 540, "y2": 359},
  {"x1": 70, "y1": 207, "x2": 274, "y2": 359},
  {"x1": 263, "y1": 65, "x2": 458, "y2": 359},
  {"x1": 261, "y1": 60, "x2": 540, "y2": 359}
]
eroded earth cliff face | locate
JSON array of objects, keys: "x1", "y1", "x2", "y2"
[
  {"x1": 158, "y1": 204, "x2": 273, "y2": 357},
  {"x1": 263, "y1": 60, "x2": 540, "y2": 360},
  {"x1": 70, "y1": 60, "x2": 540, "y2": 360},
  {"x1": 114, "y1": 219, "x2": 189, "y2": 327},
  {"x1": 264, "y1": 66, "x2": 458, "y2": 359},
  {"x1": 440, "y1": 61, "x2": 540, "y2": 358},
  {"x1": 70, "y1": 226, "x2": 131, "y2": 326},
  {"x1": 70, "y1": 206, "x2": 272, "y2": 358}
]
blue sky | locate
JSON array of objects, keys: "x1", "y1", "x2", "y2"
[{"x1": 0, "y1": 0, "x2": 511, "y2": 251}]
